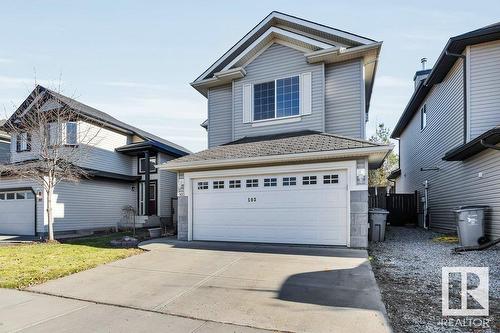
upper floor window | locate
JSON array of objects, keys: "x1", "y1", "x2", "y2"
[
  {"x1": 46, "y1": 122, "x2": 78, "y2": 146},
  {"x1": 138, "y1": 154, "x2": 157, "y2": 174},
  {"x1": 420, "y1": 104, "x2": 427, "y2": 130},
  {"x1": 65, "y1": 122, "x2": 78, "y2": 145},
  {"x1": 253, "y1": 76, "x2": 299, "y2": 121},
  {"x1": 16, "y1": 132, "x2": 31, "y2": 152}
]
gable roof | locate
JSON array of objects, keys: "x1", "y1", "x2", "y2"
[
  {"x1": 392, "y1": 22, "x2": 500, "y2": 139},
  {"x1": 163, "y1": 130, "x2": 393, "y2": 171},
  {"x1": 5, "y1": 85, "x2": 191, "y2": 155},
  {"x1": 191, "y1": 11, "x2": 381, "y2": 111}
]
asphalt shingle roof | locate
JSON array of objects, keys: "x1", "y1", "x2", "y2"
[{"x1": 170, "y1": 130, "x2": 381, "y2": 164}]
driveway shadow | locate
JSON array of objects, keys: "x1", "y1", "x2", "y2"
[{"x1": 277, "y1": 263, "x2": 386, "y2": 311}]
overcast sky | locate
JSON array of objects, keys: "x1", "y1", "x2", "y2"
[{"x1": 1, "y1": 1, "x2": 498, "y2": 152}]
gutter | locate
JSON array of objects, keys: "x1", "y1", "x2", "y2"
[{"x1": 160, "y1": 145, "x2": 393, "y2": 172}]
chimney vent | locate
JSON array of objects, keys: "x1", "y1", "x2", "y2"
[{"x1": 421, "y1": 57, "x2": 427, "y2": 70}]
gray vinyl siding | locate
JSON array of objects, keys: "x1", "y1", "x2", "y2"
[
  {"x1": 325, "y1": 60, "x2": 365, "y2": 138},
  {"x1": 468, "y1": 40, "x2": 500, "y2": 140},
  {"x1": 158, "y1": 153, "x2": 177, "y2": 218},
  {"x1": 208, "y1": 84, "x2": 233, "y2": 148},
  {"x1": 76, "y1": 122, "x2": 134, "y2": 175},
  {"x1": 233, "y1": 43, "x2": 324, "y2": 139},
  {"x1": 399, "y1": 59, "x2": 500, "y2": 238},
  {"x1": 52, "y1": 179, "x2": 135, "y2": 232},
  {"x1": 0, "y1": 141, "x2": 9, "y2": 163}
]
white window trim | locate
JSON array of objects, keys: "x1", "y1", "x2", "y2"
[
  {"x1": 252, "y1": 75, "x2": 300, "y2": 122},
  {"x1": 420, "y1": 104, "x2": 427, "y2": 131}
]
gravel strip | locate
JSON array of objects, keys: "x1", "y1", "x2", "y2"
[{"x1": 369, "y1": 226, "x2": 499, "y2": 333}]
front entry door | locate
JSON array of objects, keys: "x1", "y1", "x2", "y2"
[{"x1": 139, "y1": 181, "x2": 157, "y2": 216}]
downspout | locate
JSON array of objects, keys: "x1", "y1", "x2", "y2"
[
  {"x1": 445, "y1": 51, "x2": 467, "y2": 144},
  {"x1": 480, "y1": 139, "x2": 500, "y2": 151}
]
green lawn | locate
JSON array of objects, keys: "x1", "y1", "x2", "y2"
[{"x1": 0, "y1": 233, "x2": 143, "y2": 289}]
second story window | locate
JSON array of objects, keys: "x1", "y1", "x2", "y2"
[
  {"x1": 253, "y1": 75, "x2": 300, "y2": 121},
  {"x1": 138, "y1": 154, "x2": 157, "y2": 174},
  {"x1": 47, "y1": 122, "x2": 78, "y2": 146},
  {"x1": 420, "y1": 104, "x2": 427, "y2": 130},
  {"x1": 65, "y1": 122, "x2": 78, "y2": 145},
  {"x1": 16, "y1": 132, "x2": 31, "y2": 152}
]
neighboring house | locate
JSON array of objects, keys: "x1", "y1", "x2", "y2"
[
  {"x1": 0, "y1": 120, "x2": 10, "y2": 164},
  {"x1": 0, "y1": 86, "x2": 190, "y2": 237},
  {"x1": 162, "y1": 12, "x2": 392, "y2": 248},
  {"x1": 391, "y1": 23, "x2": 500, "y2": 238}
]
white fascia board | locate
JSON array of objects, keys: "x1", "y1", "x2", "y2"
[
  {"x1": 272, "y1": 12, "x2": 376, "y2": 45},
  {"x1": 193, "y1": 12, "x2": 276, "y2": 84},
  {"x1": 193, "y1": 11, "x2": 376, "y2": 84},
  {"x1": 222, "y1": 27, "x2": 334, "y2": 71},
  {"x1": 160, "y1": 145, "x2": 393, "y2": 172},
  {"x1": 190, "y1": 67, "x2": 246, "y2": 96},
  {"x1": 306, "y1": 42, "x2": 382, "y2": 64}
]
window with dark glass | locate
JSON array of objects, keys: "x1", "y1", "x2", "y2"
[
  {"x1": 282, "y1": 177, "x2": 296, "y2": 186},
  {"x1": 197, "y1": 181, "x2": 208, "y2": 190},
  {"x1": 264, "y1": 178, "x2": 277, "y2": 187},
  {"x1": 138, "y1": 155, "x2": 157, "y2": 174},
  {"x1": 246, "y1": 179, "x2": 259, "y2": 188},
  {"x1": 229, "y1": 180, "x2": 241, "y2": 188},
  {"x1": 213, "y1": 181, "x2": 225, "y2": 189},
  {"x1": 420, "y1": 104, "x2": 427, "y2": 130},
  {"x1": 302, "y1": 176, "x2": 317, "y2": 185},
  {"x1": 323, "y1": 175, "x2": 339, "y2": 184},
  {"x1": 16, "y1": 132, "x2": 31, "y2": 152},
  {"x1": 253, "y1": 75, "x2": 300, "y2": 121},
  {"x1": 66, "y1": 122, "x2": 78, "y2": 145}
]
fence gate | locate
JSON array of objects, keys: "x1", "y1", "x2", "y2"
[{"x1": 369, "y1": 190, "x2": 418, "y2": 226}]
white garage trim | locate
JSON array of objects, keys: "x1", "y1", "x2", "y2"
[
  {"x1": 0, "y1": 187, "x2": 37, "y2": 236},
  {"x1": 184, "y1": 160, "x2": 363, "y2": 246}
]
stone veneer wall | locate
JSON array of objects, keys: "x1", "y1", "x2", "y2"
[
  {"x1": 177, "y1": 196, "x2": 188, "y2": 240},
  {"x1": 350, "y1": 190, "x2": 369, "y2": 248}
]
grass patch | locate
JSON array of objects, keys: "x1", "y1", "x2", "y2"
[
  {"x1": 432, "y1": 235, "x2": 459, "y2": 244},
  {"x1": 0, "y1": 232, "x2": 143, "y2": 289}
]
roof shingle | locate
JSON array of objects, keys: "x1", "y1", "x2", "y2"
[{"x1": 170, "y1": 130, "x2": 381, "y2": 164}]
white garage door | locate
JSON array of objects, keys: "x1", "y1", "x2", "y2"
[
  {"x1": 193, "y1": 170, "x2": 348, "y2": 245},
  {"x1": 0, "y1": 191, "x2": 35, "y2": 236}
]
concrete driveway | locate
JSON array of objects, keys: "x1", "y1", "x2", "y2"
[{"x1": 29, "y1": 239, "x2": 390, "y2": 333}]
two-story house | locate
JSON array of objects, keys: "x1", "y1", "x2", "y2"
[
  {"x1": 0, "y1": 85, "x2": 190, "y2": 237},
  {"x1": 0, "y1": 120, "x2": 10, "y2": 164},
  {"x1": 391, "y1": 23, "x2": 500, "y2": 238},
  {"x1": 162, "y1": 12, "x2": 393, "y2": 248}
]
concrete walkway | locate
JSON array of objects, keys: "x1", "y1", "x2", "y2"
[
  {"x1": 0, "y1": 289, "x2": 270, "y2": 333},
  {"x1": 27, "y1": 239, "x2": 390, "y2": 333}
]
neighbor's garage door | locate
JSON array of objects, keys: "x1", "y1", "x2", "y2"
[
  {"x1": 0, "y1": 191, "x2": 35, "y2": 236},
  {"x1": 192, "y1": 170, "x2": 348, "y2": 245}
]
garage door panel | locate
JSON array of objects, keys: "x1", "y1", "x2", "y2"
[
  {"x1": 0, "y1": 197, "x2": 35, "y2": 236},
  {"x1": 193, "y1": 170, "x2": 348, "y2": 246},
  {"x1": 194, "y1": 190, "x2": 347, "y2": 209}
]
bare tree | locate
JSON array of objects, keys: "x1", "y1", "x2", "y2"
[{"x1": 0, "y1": 85, "x2": 103, "y2": 240}]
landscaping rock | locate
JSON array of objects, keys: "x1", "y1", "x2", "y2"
[
  {"x1": 369, "y1": 226, "x2": 499, "y2": 333},
  {"x1": 110, "y1": 236, "x2": 139, "y2": 248}
]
